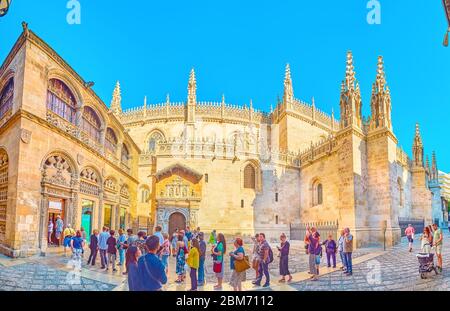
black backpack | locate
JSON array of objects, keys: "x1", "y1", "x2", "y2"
[{"x1": 267, "y1": 244, "x2": 274, "y2": 264}]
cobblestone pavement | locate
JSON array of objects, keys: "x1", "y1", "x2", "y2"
[
  {"x1": 285, "y1": 231, "x2": 450, "y2": 291},
  {"x1": 0, "y1": 232, "x2": 448, "y2": 291},
  {"x1": 0, "y1": 262, "x2": 115, "y2": 291}
]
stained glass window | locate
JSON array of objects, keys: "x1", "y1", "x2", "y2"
[
  {"x1": 0, "y1": 78, "x2": 14, "y2": 119},
  {"x1": 47, "y1": 79, "x2": 77, "y2": 123},
  {"x1": 81, "y1": 106, "x2": 101, "y2": 143}
]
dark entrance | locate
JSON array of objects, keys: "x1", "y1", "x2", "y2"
[
  {"x1": 169, "y1": 212, "x2": 186, "y2": 237},
  {"x1": 48, "y1": 199, "x2": 65, "y2": 246}
]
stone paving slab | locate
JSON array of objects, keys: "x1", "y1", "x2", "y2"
[{"x1": 0, "y1": 232, "x2": 449, "y2": 291}]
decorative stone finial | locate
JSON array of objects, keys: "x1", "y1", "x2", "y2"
[
  {"x1": 110, "y1": 81, "x2": 122, "y2": 114},
  {"x1": 283, "y1": 63, "x2": 294, "y2": 107}
]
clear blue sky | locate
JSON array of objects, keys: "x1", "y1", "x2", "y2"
[{"x1": 1, "y1": 1, "x2": 449, "y2": 171}]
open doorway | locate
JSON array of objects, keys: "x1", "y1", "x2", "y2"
[{"x1": 47, "y1": 199, "x2": 65, "y2": 247}]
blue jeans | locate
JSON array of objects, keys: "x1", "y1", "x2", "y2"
[
  {"x1": 256, "y1": 261, "x2": 270, "y2": 285},
  {"x1": 119, "y1": 248, "x2": 125, "y2": 265},
  {"x1": 344, "y1": 252, "x2": 352, "y2": 273},
  {"x1": 198, "y1": 257, "x2": 205, "y2": 285},
  {"x1": 339, "y1": 251, "x2": 346, "y2": 269},
  {"x1": 161, "y1": 254, "x2": 169, "y2": 270}
]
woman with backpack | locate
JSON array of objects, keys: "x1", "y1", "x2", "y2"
[{"x1": 211, "y1": 233, "x2": 226, "y2": 290}]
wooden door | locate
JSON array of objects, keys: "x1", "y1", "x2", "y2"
[{"x1": 168, "y1": 212, "x2": 186, "y2": 237}]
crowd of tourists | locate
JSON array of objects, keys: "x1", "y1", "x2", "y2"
[{"x1": 50, "y1": 215, "x2": 445, "y2": 291}]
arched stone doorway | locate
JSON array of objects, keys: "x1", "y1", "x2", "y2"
[
  {"x1": 169, "y1": 212, "x2": 186, "y2": 237},
  {"x1": 39, "y1": 152, "x2": 78, "y2": 254}
]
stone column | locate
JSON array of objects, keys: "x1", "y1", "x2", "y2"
[
  {"x1": 189, "y1": 207, "x2": 199, "y2": 228},
  {"x1": 97, "y1": 190, "x2": 104, "y2": 229},
  {"x1": 70, "y1": 192, "x2": 79, "y2": 229},
  {"x1": 110, "y1": 203, "x2": 117, "y2": 230},
  {"x1": 39, "y1": 193, "x2": 49, "y2": 255}
]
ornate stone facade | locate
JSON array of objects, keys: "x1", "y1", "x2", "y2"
[
  {"x1": 0, "y1": 25, "x2": 444, "y2": 256},
  {"x1": 0, "y1": 26, "x2": 140, "y2": 257}
]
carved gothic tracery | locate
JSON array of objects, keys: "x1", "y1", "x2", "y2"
[
  {"x1": 42, "y1": 155, "x2": 73, "y2": 188},
  {"x1": 80, "y1": 167, "x2": 100, "y2": 196}
]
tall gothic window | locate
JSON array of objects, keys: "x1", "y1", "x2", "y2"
[
  {"x1": 81, "y1": 106, "x2": 102, "y2": 143},
  {"x1": 0, "y1": 78, "x2": 14, "y2": 119},
  {"x1": 47, "y1": 79, "x2": 77, "y2": 123},
  {"x1": 243, "y1": 164, "x2": 256, "y2": 189},
  {"x1": 140, "y1": 186, "x2": 150, "y2": 203},
  {"x1": 148, "y1": 131, "x2": 164, "y2": 153},
  {"x1": 121, "y1": 144, "x2": 130, "y2": 165},
  {"x1": 312, "y1": 180, "x2": 323, "y2": 206},
  {"x1": 105, "y1": 128, "x2": 118, "y2": 154},
  {"x1": 398, "y1": 178, "x2": 404, "y2": 207}
]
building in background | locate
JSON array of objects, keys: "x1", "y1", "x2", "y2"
[
  {"x1": 439, "y1": 170, "x2": 450, "y2": 222},
  {"x1": 0, "y1": 24, "x2": 444, "y2": 256}
]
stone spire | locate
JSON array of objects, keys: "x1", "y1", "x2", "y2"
[
  {"x1": 431, "y1": 151, "x2": 438, "y2": 180},
  {"x1": 186, "y1": 68, "x2": 196, "y2": 124},
  {"x1": 110, "y1": 81, "x2": 122, "y2": 115},
  {"x1": 369, "y1": 56, "x2": 392, "y2": 130},
  {"x1": 188, "y1": 68, "x2": 197, "y2": 105},
  {"x1": 339, "y1": 51, "x2": 362, "y2": 129},
  {"x1": 426, "y1": 155, "x2": 431, "y2": 174},
  {"x1": 412, "y1": 123, "x2": 424, "y2": 167},
  {"x1": 283, "y1": 63, "x2": 294, "y2": 107}
]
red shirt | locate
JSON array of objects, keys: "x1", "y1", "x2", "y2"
[{"x1": 405, "y1": 227, "x2": 415, "y2": 236}]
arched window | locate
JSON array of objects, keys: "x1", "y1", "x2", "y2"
[
  {"x1": 0, "y1": 78, "x2": 14, "y2": 118},
  {"x1": 140, "y1": 186, "x2": 150, "y2": 203},
  {"x1": 312, "y1": 180, "x2": 323, "y2": 206},
  {"x1": 47, "y1": 79, "x2": 77, "y2": 123},
  {"x1": 121, "y1": 144, "x2": 130, "y2": 164},
  {"x1": 148, "y1": 131, "x2": 164, "y2": 153},
  {"x1": 243, "y1": 164, "x2": 256, "y2": 189},
  {"x1": 81, "y1": 106, "x2": 102, "y2": 143},
  {"x1": 317, "y1": 184, "x2": 323, "y2": 205},
  {"x1": 105, "y1": 128, "x2": 118, "y2": 154},
  {"x1": 398, "y1": 178, "x2": 404, "y2": 206}
]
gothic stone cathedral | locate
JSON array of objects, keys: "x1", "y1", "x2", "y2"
[{"x1": 0, "y1": 25, "x2": 444, "y2": 257}]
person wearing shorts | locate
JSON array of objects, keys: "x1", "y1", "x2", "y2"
[{"x1": 405, "y1": 224, "x2": 415, "y2": 252}]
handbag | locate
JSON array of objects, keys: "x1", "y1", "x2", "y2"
[
  {"x1": 213, "y1": 261, "x2": 222, "y2": 273},
  {"x1": 252, "y1": 258, "x2": 259, "y2": 270},
  {"x1": 235, "y1": 255, "x2": 251, "y2": 273}
]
